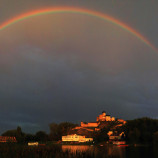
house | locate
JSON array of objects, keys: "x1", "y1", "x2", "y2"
[
  {"x1": 0, "y1": 136, "x2": 17, "y2": 143},
  {"x1": 108, "y1": 131, "x2": 125, "y2": 141},
  {"x1": 28, "y1": 142, "x2": 39, "y2": 146},
  {"x1": 62, "y1": 134, "x2": 93, "y2": 142}
]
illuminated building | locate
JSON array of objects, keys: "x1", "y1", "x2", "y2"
[
  {"x1": 81, "y1": 122, "x2": 99, "y2": 128},
  {"x1": 96, "y1": 111, "x2": 115, "y2": 122},
  {"x1": 70, "y1": 111, "x2": 126, "y2": 139},
  {"x1": 62, "y1": 134, "x2": 93, "y2": 142},
  {"x1": 0, "y1": 136, "x2": 17, "y2": 143}
]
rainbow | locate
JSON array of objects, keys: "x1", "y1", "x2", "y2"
[{"x1": 0, "y1": 7, "x2": 157, "y2": 52}]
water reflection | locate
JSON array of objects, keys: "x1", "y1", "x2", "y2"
[
  {"x1": 62, "y1": 145, "x2": 92, "y2": 153},
  {"x1": 62, "y1": 145, "x2": 126, "y2": 158},
  {"x1": 62, "y1": 145, "x2": 158, "y2": 158},
  {"x1": 106, "y1": 145, "x2": 126, "y2": 158}
]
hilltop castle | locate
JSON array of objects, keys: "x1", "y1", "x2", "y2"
[
  {"x1": 62, "y1": 111, "x2": 126, "y2": 142},
  {"x1": 73, "y1": 111, "x2": 126, "y2": 132}
]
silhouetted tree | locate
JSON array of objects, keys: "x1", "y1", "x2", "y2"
[
  {"x1": 35, "y1": 131, "x2": 48, "y2": 142},
  {"x1": 49, "y1": 122, "x2": 78, "y2": 141},
  {"x1": 122, "y1": 117, "x2": 158, "y2": 144},
  {"x1": 2, "y1": 126, "x2": 25, "y2": 143},
  {"x1": 153, "y1": 131, "x2": 158, "y2": 144},
  {"x1": 25, "y1": 134, "x2": 36, "y2": 142},
  {"x1": 93, "y1": 127, "x2": 109, "y2": 143}
]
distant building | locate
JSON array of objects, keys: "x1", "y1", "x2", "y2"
[
  {"x1": 28, "y1": 142, "x2": 39, "y2": 146},
  {"x1": 108, "y1": 131, "x2": 126, "y2": 145},
  {"x1": 73, "y1": 111, "x2": 125, "y2": 131},
  {"x1": 70, "y1": 111, "x2": 126, "y2": 140},
  {"x1": 117, "y1": 119, "x2": 126, "y2": 124},
  {"x1": 81, "y1": 122, "x2": 99, "y2": 128},
  {"x1": 108, "y1": 131, "x2": 125, "y2": 141},
  {"x1": 62, "y1": 134, "x2": 93, "y2": 143},
  {"x1": 96, "y1": 111, "x2": 115, "y2": 122},
  {"x1": 107, "y1": 131, "x2": 113, "y2": 136},
  {"x1": 0, "y1": 136, "x2": 17, "y2": 143}
]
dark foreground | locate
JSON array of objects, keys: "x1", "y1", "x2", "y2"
[{"x1": 0, "y1": 144, "x2": 158, "y2": 158}]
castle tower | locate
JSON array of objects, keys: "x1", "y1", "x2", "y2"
[
  {"x1": 102, "y1": 111, "x2": 106, "y2": 116},
  {"x1": 96, "y1": 111, "x2": 106, "y2": 122}
]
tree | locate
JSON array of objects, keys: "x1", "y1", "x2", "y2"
[
  {"x1": 128, "y1": 128, "x2": 140, "y2": 143},
  {"x1": 49, "y1": 122, "x2": 78, "y2": 141},
  {"x1": 16, "y1": 126, "x2": 25, "y2": 143},
  {"x1": 49, "y1": 123, "x2": 59, "y2": 141},
  {"x1": 93, "y1": 127, "x2": 109, "y2": 143},
  {"x1": 25, "y1": 134, "x2": 36, "y2": 142},
  {"x1": 2, "y1": 126, "x2": 25, "y2": 143},
  {"x1": 35, "y1": 131, "x2": 48, "y2": 142},
  {"x1": 122, "y1": 118, "x2": 158, "y2": 144},
  {"x1": 153, "y1": 131, "x2": 158, "y2": 144},
  {"x1": 2, "y1": 130, "x2": 17, "y2": 137}
]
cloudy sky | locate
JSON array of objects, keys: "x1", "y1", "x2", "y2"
[{"x1": 0, "y1": 0, "x2": 158, "y2": 133}]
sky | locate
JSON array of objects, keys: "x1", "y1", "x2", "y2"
[{"x1": 0, "y1": 0, "x2": 158, "y2": 133}]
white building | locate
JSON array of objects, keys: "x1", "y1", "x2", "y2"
[
  {"x1": 28, "y1": 142, "x2": 39, "y2": 146},
  {"x1": 62, "y1": 134, "x2": 93, "y2": 142}
]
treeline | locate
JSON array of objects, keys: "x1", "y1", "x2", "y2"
[
  {"x1": 1, "y1": 122, "x2": 78, "y2": 143},
  {"x1": 121, "y1": 117, "x2": 158, "y2": 144},
  {"x1": 82, "y1": 118, "x2": 158, "y2": 144}
]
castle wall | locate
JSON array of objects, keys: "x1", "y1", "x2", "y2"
[{"x1": 81, "y1": 122, "x2": 98, "y2": 128}]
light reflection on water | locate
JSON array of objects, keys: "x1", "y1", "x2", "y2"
[
  {"x1": 62, "y1": 145, "x2": 92, "y2": 153},
  {"x1": 62, "y1": 145, "x2": 158, "y2": 158},
  {"x1": 62, "y1": 145, "x2": 126, "y2": 158}
]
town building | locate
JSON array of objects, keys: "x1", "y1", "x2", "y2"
[
  {"x1": 108, "y1": 131, "x2": 126, "y2": 145},
  {"x1": 108, "y1": 131, "x2": 125, "y2": 140},
  {"x1": 0, "y1": 136, "x2": 17, "y2": 143},
  {"x1": 62, "y1": 134, "x2": 93, "y2": 142},
  {"x1": 28, "y1": 142, "x2": 39, "y2": 146}
]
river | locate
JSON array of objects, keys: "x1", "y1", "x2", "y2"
[{"x1": 62, "y1": 144, "x2": 158, "y2": 158}]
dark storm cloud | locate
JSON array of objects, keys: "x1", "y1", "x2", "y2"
[{"x1": 0, "y1": 0, "x2": 158, "y2": 133}]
